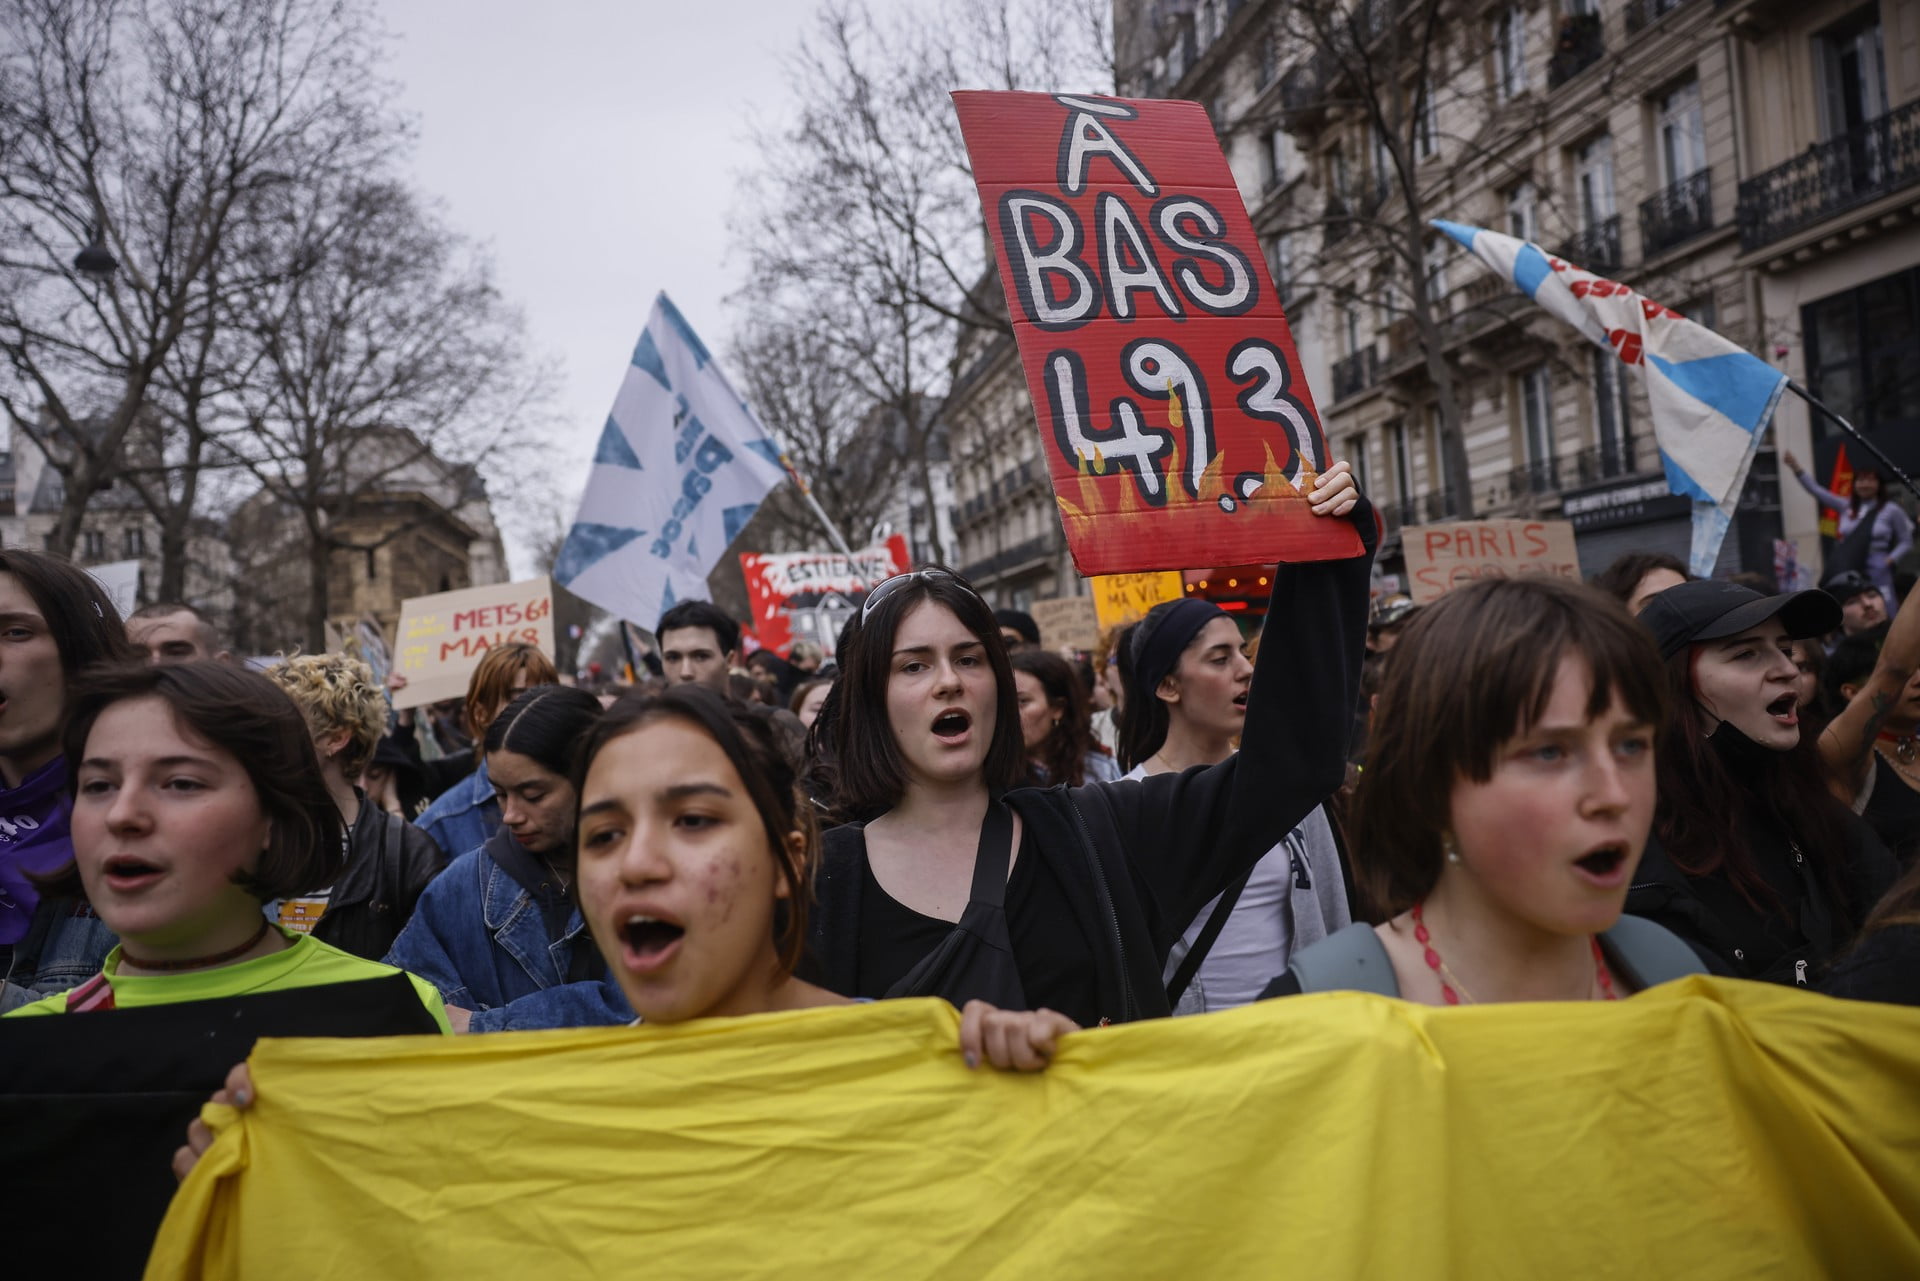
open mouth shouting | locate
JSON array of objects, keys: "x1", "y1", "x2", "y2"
[
  {"x1": 101, "y1": 855, "x2": 165, "y2": 894},
  {"x1": 931, "y1": 708, "x2": 973, "y2": 743},
  {"x1": 1766, "y1": 692, "x2": 1798, "y2": 727},
  {"x1": 619, "y1": 912, "x2": 686, "y2": 975},
  {"x1": 1572, "y1": 842, "x2": 1630, "y2": 888}
]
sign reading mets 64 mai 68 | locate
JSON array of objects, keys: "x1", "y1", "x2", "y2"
[{"x1": 952, "y1": 91, "x2": 1362, "y2": 575}]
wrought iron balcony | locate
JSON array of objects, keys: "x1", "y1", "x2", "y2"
[
  {"x1": 957, "y1": 534, "x2": 1057, "y2": 586},
  {"x1": 1736, "y1": 100, "x2": 1920, "y2": 251},
  {"x1": 1509, "y1": 455, "x2": 1564, "y2": 496},
  {"x1": 1323, "y1": 196, "x2": 1354, "y2": 245},
  {"x1": 1380, "y1": 496, "x2": 1421, "y2": 535},
  {"x1": 1625, "y1": 0, "x2": 1692, "y2": 34},
  {"x1": 1640, "y1": 169, "x2": 1713, "y2": 256},
  {"x1": 1280, "y1": 60, "x2": 1325, "y2": 114},
  {"x1": 1556, "y1": 215, "x2": 1623, "y2": 274},
  {"x1": 1571, "y1": 441, "x2": 1649, "y2": 487},
  {"x1": 1331, "y1": 348, "x2": 1381, "y2": 401},
  {"x1": 1547, "y1": 13, "x2": 1605, "y2": 89}
]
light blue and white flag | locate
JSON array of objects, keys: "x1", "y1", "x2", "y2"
[
  {"x1": 555, "y1": 293, "x2": 786, "y2": 627},
  {"x1": 1433, "y1": 220, "x2": 1786, "y2": 576}
]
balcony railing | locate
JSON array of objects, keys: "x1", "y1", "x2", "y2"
[
  {"x1": 1557, "y1": 215, "x2": 1623, "y2": 274},
  {"x1": 1625, "y1": 0, "x2": 1692, "y2": 34},
  {"x1": 1509, "y1": 455, "x2": 1564, "y2": 497},
  {"x1": 1323, "y1": 195, "x2": 1354, "y2": 245},
  {"x1": 1547, "y1": 13, "x2": 1605, "y2": 89},
  {"x1": 957, "y1": 533, "x2": 1056, "y2": 586},
  {"x1": 1570, "y1": 440, "x2": 1647, "y2": 487},
  {"x1": 1331, "y1": 348, "x2": 1381, "y2": 401},
  {"x1": 1639, "y1": 169, "x2": 1713, "y2": 256},
  {"x1": 1736, "y1": 100, "x2": 1920, "y2": 251},
  {"x1": 1280, "y1": 60, "x2": 1324, "y2": 113}
]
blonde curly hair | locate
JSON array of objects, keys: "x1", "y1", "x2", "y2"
[{"x1": 266, "y1": 652, "x2": 388, "y2": 779}]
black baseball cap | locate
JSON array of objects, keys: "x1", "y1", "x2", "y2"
[
  {"x1": 1820, "y1": 570, "x2": 1878, "y2": 606},
  {"x1": 1638, "y1": 579, "x2": 1842, "y2": 660}
]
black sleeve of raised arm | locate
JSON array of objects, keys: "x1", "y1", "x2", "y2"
[{"x1": 1096, "y1": 497, "x2": 1379, "y2": 949}]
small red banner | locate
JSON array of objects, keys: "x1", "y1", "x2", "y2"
[
  {"x1": 952, "y1": 91, "x2": 1361, "y2": 574},
  {"x1": 739, "y1": 536, "x2": 910, "y2": 658}
]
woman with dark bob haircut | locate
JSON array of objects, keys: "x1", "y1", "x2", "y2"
[
  {"x1": 1265, "y1": 577, "x2": 1704, "y2": 1003},
  {"x1": 3, "y1": 662, "x2": 448, "y2": 1026},
  {"x1": 809, "y1": 462, "x2": 1374, "y2": 1027}
]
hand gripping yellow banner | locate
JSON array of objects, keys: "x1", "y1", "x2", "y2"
[{"x1": 150, "y1": 978, "x2": 1920, "y2": 1280}]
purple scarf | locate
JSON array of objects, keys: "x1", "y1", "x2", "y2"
[{"x1": 0, "y1": 756, "x2": 74, "y2": 945}]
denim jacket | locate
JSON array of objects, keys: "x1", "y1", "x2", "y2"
[
  {"x1": 381, "y1": 833, "x2": 631, "y2": 1032},
  {"x1": 0, "y1": 895, "x2": 117, "y2": 1012},
  {"x1": 413, "y1": 763, "x2": 499, "y2": 873}
]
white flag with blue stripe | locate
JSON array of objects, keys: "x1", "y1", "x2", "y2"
[
  {"x1": 1433, "y1": 220, "x2": 1786, "y2": 576},
  {"x1": 555, "y1": 293, "x2": 786, "y2": 627}
]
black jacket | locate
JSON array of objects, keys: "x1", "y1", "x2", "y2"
[
  {"x1": 808, "y1": 500, "x2": 1377, "y2": 1024},
  {"x1": 311, "y1": 792, "x2": 449, "y2": 961},
  {"x1": 1627, "y1": 805, "x2": 1895, "y2": 987}
]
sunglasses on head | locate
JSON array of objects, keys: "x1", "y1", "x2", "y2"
[{"x1": 860, "y1": 569, "x2": 975, "y2": 623}]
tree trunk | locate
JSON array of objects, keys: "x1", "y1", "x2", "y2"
[{"x1": 304, "y1": 526, "x2": 332, "y2": 655}]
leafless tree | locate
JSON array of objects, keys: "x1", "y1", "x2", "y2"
[
  {"x1": 0, "y1": 0, "x2": 392, "y2": 556},
  {"x1": 730, "y1": 0, "x2": 1111, "y2": 560},
  {"x1": 219, "y1": 178, "x2": 552, "y2": 651}
]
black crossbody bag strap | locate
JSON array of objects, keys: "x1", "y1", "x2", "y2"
[{"x1": 1166, "y1": 871, "x2": 1251, "y2": 1007}]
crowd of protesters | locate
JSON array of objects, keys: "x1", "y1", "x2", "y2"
[{"x1": 2, "y1": 459, "x2": 1917, "y2": 1258}]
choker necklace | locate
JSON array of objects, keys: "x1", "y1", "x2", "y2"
[
  {"x1": 1877, "y1": 730, "x2": 1919, "y2": 766},
  {"x1": 1410, "y1": 901, "x2": 1616, "y2": 1005},
  {"x1": 119, "y1": 918, "x2": 271, "y2": 973}
]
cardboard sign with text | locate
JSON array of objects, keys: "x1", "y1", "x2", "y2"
[
  {"x1": 1030, "y1": 594, "x2": 1101, "y2": 652},
  {"x1": 1403, "y1": 520, "x2": 1580, "y2": 603},
  {"x1": 953, "y1": 91, "x2": 1361, "y2": 576},
  {"x1": 393, "y1": 578, "x2": 555, "y2": 710},
  {"x1": 1091, "y1": 571, "x2": 1186, "y2": 631},
  {"x1": 738, "y1": 536, "x2": 910, "y2": 658}
]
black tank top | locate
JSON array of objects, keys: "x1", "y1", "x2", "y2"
[{"x1": 1862, "y1": 753, "x2": 1920, "y2": 871}]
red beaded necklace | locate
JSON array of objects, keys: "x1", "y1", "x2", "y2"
[{"x1": 1410, "y1": 901, "x2": 1616, "y2": 1005}]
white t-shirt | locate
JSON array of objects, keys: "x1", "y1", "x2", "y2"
[{"x1": 1122, "y1": 762, "x2": 1352, "y2": 1013}]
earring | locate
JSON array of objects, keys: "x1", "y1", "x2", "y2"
[{"x1": 1442, "y1": 832, "x2": 1461, "y2": 864}]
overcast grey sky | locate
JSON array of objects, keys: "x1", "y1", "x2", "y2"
[{"x1": 381, "y1": 1, "x2": 831, "y2": 567}]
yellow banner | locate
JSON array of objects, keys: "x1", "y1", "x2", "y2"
[{"x1": 150, "y1": 980, "x2": 1920, "y2": 1280}]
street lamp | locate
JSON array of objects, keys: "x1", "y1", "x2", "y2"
[{"x1": 72, "y1": 224, "x2": 117, "y2": 283}]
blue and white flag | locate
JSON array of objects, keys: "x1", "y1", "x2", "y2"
[
  {"x1": 555, "y1": 294, "x2": 786, "y2": 627},
  {"x1": 1433, "y1": 220, "x2": 1787, "y2": 576}
]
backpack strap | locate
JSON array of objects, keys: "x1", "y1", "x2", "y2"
[
  {"x1": 1284, "y1": 921, "x2": 1399, "y2": 997},
  {"x1": 1599, "y1": 914, "x2": 1706, "y2": 991},
  {"x1": 1166, "y1": 870, "x2": 1251, "y2": 1008}
]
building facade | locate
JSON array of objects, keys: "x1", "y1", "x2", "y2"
[{"x1": 1111, "y1": 0, "x2": 1918, "y2": 586}]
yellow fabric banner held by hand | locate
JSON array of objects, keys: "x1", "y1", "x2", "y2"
[{"x1": 149, "y1": 978, "x2": 1920, "y2": 1280}]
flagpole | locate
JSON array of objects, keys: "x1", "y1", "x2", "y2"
[
  {"x1": 778, "y1": 454, "x2": 856, "y2": 557},
  {"x1": 1786, "y1": 381, "x2": 1919, "y2": 499}
]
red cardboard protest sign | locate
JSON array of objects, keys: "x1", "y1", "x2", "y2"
[
  {"x1": 953, "y1": 91, "x2": 1361, "y2": 575},
  {"x1": 739, "y1": 536, "x2": 910, "y2": 658}
]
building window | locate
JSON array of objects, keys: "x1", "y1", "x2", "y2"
[
  {"x1": 1815, "y1": 8, "x2": 1887, "y2": 143},
  {"x1": 1329, "y1": 141, "x2": 1351, "y2": 201},
  {"x1": 1371, "y1": 124, "x2": 1393, "y2": 195},
  {"x1": 1592, "y1": 348, "x2": 1634, "y2": 468},
  {"x1": 1257, "y1": 33, "x2": 1278, "y2": 88},
  {"x1": 1574, "y1": 134, "x2": 1617, "y2": 229},
  {"x1": 1266, "y1": 233, "x2": 1292, "y2": 301},
  {"x1": 1265, "y1": 129, "x2": 1291, "y2": 190},
  {"x1": 1520, "y1": 366, "x2": 1555, "y2": 464},
  {"x1": 1344, "y1": 303, "x2": 1364, "y2": 356},
  {"x1": 1350, "y1": 432, "x2": 1371, "y2": 495},
  {"x1": 82, "y1": 529, "x2": 105, "y2": 560},
  {"x1": 1414, "y1": 80, "x2": 1439, "y2": 160},
  {"x1": 1392, "y1": 421, "x2": 1413, "y2": 499},
  {"x1": 123, "y1": 527, "x2": 144, "y2": 558},
  {"x1": 1801, "y1": 265, "x2": 1920, "y2": 444},
  {"x1": 1506, "y1": 180, "x2": 1539, "y2": 242},
  {"x1": 1655, "y1": 79, "x2": 1706, "y2": 185},
  {"x1": 1423, "y1": 236, "x2": 1449, "y2": 309},
  {"x1": 1496, "y1": 6, "x2": 1527, "y2": 101}
]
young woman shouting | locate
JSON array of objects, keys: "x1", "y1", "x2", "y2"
[
  {"x1": 809, "y1": 465, "x2": 1373, "y2": 1025},
  {"x1": 1631, "y1": 579, "x2": 1898, "y2": 984},
  {"x1": 1267, "y1": 578, "x2": 1702, "y2": 1003}
]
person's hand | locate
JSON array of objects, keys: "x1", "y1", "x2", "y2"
[
  {"x1": 1782, "y1": 450, "x2": 1802, "y2": 475},
  {"x1": 959, "y1": 1000, "x2": 1078, "y2": 1072},
  {"x1": 447, "y1": 1005, "x2": 474, "y2": 1033},
  {"x1": 1310, "y1": 459, "x2": 1358, "y2": 517},
  {"x1": 172, "y1": 1061, "x2": 254, "y2": 1182}
]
